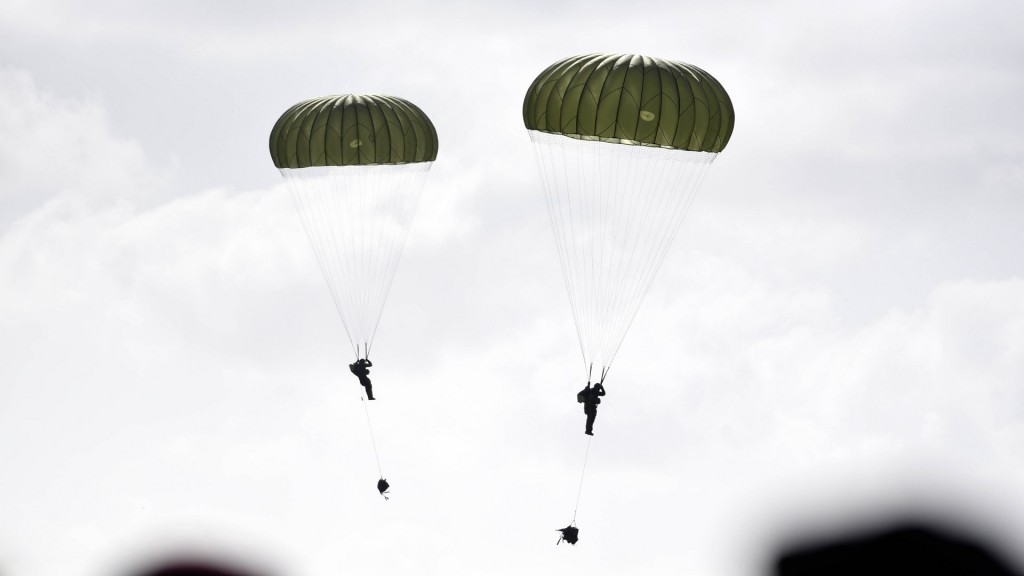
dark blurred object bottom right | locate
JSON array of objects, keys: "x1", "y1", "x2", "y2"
[{"x1": 774, "y1": 518, "x2": 1021, "y2": 576}]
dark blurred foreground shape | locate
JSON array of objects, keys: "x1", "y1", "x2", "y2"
[
  {"x1": 125, "y1": 558, "x2": 272, "y2": 576},
  {"x1": 774, "y1": 520, "x2": 1022, "y2": 576}
]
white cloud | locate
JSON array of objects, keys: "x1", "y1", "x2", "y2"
[{"x1": 0, "y1": 68, "x2": 162, "y2": 230}]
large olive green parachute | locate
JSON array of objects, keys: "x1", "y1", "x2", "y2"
[
  {"x1": 270, "y1": 94, "x2": 438, "y2": 168},
  {"x1": 524, "y1": 53, "x2": 734, "y2": 379},
  {"x1": 523, "y1": 53, "x2": 734, "y2": 153},
  {"x1": 526, "y1": 54, "x2": 736, "y2": 535}
]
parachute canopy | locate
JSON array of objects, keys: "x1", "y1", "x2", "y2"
[
  {"x1": 524, "y1": 54, "x2": 733, "y2": 375},
  {"x1": 270, "y1": 94, "x2": 437, "y2": 359},
  {"x1": 270, "y1": 94, "x2": 438, "y2": 168},
  {"x1": 523, "y1": 53, "x2": 734, "y2": 153}
]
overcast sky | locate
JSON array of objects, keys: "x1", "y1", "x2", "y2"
[{"x1": 2, "y1": 1, "x2": 1024, "y2": 575}]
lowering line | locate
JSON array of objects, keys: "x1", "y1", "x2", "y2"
[
  {"x1": 355, "y1": 342, "x2": 381, "y2": 478},
  {"x1": 571, "y1": 435, "x2": 593, "y2": 524},
  {"x1": 571, "y1": 364, "x2": 603, "y2": 524},
  {"x1": 354, "y1": 343, "x2": 387, "y2": 499},
  {"x1": 361, "y1": 395, "x2": 383, "y2": 479}
]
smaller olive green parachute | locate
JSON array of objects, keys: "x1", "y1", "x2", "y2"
[
  {"x1": 270, "y1": 93, "x2": 438, "y2": 361},
  {"x1": 523, "y1": 53, "x2": 734, "y2": 153},
  {"x1": 270, "y1": 94, "x2": 438, "y2": 168}
]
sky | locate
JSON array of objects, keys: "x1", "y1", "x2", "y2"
[{"x1": 2, "y1": 0, "x2": 1024, "y2": 574}]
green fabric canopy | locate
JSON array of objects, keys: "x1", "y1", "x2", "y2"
[
  {"x1": 523, "y1": 53, "x2": 734, "y2": 153},
  {"x1": 270, "y1": 94, "x2": 438, "y2": 168}
]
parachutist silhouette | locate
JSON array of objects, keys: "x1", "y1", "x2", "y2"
[
  {"x1": 350, "y1": 358, "x2": 374, "y2": 400},
  {"x1": 577, "y1": 382, "x2": 605, "y2": 435},
  {"x1": 557, "y1": 525, "x2": 579, "y2": 545},
  {"x1": 377, "y1": 478, "x2": 390, "y2": 500}
]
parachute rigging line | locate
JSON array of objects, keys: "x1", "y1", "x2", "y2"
[
  {"x1": 361, "y1": 395, "x2": 384, "y2": 480},
  {"x1": 572, "y1": 435, "x2": 593, "y2": 524},
  {"x1": 529, "y1": 131, "x2": 716, "y2": 375},
  {"x1": 282, "y1": 164, "x2": 429, "y2": 359}
]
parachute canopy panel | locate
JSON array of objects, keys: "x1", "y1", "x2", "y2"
[
  {"x1": 270, "y1": 94, "x2": 439, "y2": 168},
  {"x1": 523, "y1": 53, "x2": 734, "y2": 153}
]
